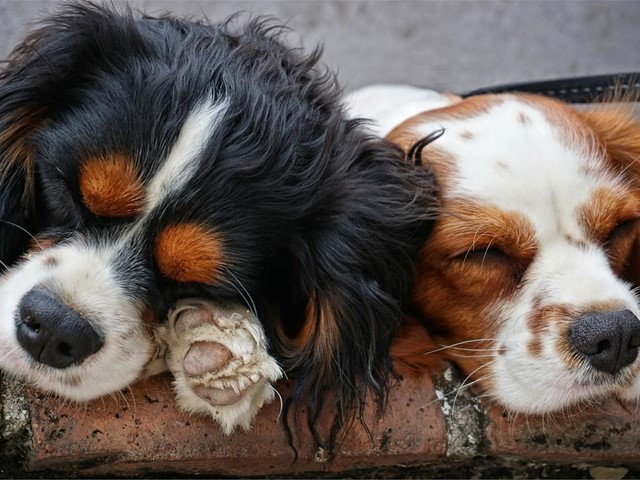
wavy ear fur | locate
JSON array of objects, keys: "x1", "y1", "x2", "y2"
[
  {"x1": 580, "y1": 105, "x2": 640, "y2": 286},
  {"x1": 0, "y1": 105, "x2": 41, "y2": 266},
  {"x1": 0, "y1": 4, "x2": 150, "y2": 268},
  {"x1": 275, "y1": 125, "x2": 436, "y2": 449}
]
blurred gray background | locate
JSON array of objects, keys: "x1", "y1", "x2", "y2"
[{"x1": 0, "y1": 0, "x2": 638, "y2": 94}]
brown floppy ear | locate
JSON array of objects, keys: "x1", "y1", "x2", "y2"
[
  {"x1": 580, "y1": 106, "x2": 640, "y2": 286},
  {"x1": 390, "y1": 315, "x2": 443, "y2": 378},
  {"x1": 580, "y1": 107, "x2": 640, "y2": 175}
]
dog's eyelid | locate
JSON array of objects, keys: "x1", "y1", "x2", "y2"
[
  {"x1": 606, "y1": 216, "x2": 640, "y2": 244},
  {"x1": 452, "y1": 245, "x2": 511, "y2": 262}
]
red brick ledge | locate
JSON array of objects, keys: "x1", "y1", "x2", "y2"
[{"x1": 1, "y1": 367, "x2": 639, "y2": 478}]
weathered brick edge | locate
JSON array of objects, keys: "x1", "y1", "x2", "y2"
[{"x1": 1, "y1": 366, "x2": 639, "y2": 478}]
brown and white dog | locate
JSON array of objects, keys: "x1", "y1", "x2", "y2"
[{"x1": 349, "y1": 84, "x2": 640, "y2": 414}]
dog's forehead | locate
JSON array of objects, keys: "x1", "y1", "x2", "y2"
[{"x1": 415, "y1": 95, "x2": 622, "y2": 237}]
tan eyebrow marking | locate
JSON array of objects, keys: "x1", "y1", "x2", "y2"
[
  {"x1": 79, "y1": 153, "x2": 144, "y2": 217},
  {"x1": 155, "y1": 223, "x2": 224, "y2": 284}
]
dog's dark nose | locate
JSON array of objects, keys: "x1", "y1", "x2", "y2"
[
  {"x1": 569, "y1": 309, "x2": 640, "y2": 375},
  {"x1": 16, "y1": 287, "x2": 103, "y2": 369}
]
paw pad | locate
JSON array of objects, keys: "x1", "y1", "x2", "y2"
[{"x1": 154, "y1": 299, "x2": 283, "y2": 433}]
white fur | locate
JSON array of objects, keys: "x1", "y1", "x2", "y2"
[
  {"x1": 0, "y1": 97, "x2": 240, "y2": 404},
  {"x1": 154, "y1": 299, "x2": 283, "y2": 433},
  {"x1": 345, "y1": 84, "x2": 454, "y2": 137},
  {"x1": 349, "y1": 85, "x2": 640, "y2": 413},
  {"x1": 0, "y1": 243, "x2": 152, "y2": 400},
  {"x1": 146, "y1": 97, "x2": 230, "y2": 212}
]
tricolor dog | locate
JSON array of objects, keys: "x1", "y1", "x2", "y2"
[{"x1": 0, "y1": 5, "x2": 435, "y2": 446}]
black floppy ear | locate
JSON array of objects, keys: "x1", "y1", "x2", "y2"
[
  {"x1": 0, "y1": 3, "x2": 147, "y2": 268},
  {"x1": 0, "y1": 65, "x2": 46, "y2": 268},
  {"x1": 276, "y1": 127, "x2": 436, "y2": 448}
]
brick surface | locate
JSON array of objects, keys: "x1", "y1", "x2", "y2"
[
  {"x1": 485, "y1": 400, "x2": 640, "y2": 464},
  {"x1": 25, "y1": 373, "x2": 446, "y2": 476}
]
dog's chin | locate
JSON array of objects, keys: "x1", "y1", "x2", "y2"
[
  {"x1": 0, "y1": 333, "x2": 154, "y2": 401},
  {"x1": 489, "y1": 358, "x2": 640, "y2": 414}
]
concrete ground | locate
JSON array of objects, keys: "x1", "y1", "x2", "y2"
[{"x1": 0, "y1": 0, "x2": 638, "y2": 94}]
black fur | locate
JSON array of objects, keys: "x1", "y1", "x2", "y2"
[{"x1": 0, "y1": 3, "x2": 436, "y2": 450}]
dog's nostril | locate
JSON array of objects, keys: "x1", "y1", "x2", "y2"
[
  {"x1": 595, "y1": 339, "x2": 610, "y2": 355},
  {"x1": 15, "y1": 287, "x2": 104, "y2": 369},
  {"x1": 23, "y1": 315, "x2": 42, "y2": 333},
  {"x1": 570, "y1": 309, "x2": 640, "y2": 375}
]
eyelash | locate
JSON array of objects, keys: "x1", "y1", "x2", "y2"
[
  {"x1": 454, "y1": 246, "x2": 511, "y2": 264},
  {"x1": 606, "y1": 218, "x2": 639, "y2": 246}
]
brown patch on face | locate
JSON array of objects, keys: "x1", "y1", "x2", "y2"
[
  {"x1": 155, "y1": 223, "x2": 224, "y2": 284},
  {"x1": 79, "y1": 154, "x2": 144, "y2": 217},
  {"x1": 578, "y1": 186, "x2": 640, "y2": 275},
  {"x1": 578, "y1": 106, "x2": 640, "y2": 182},
  {"x1": 579, "y1": 186, "x2": 639, "y2": 244},
  {"x1": 459, "y1": 130, "x2": 474, "y2": 140},
  {"x1": 526, "y1": 304, "x2": 572, "y2": 359},
  {"x1": 407, "y1": 198, "x2": 538, "y2": 382}
]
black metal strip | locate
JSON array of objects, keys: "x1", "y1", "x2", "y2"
[{"x1": 461, "y1": 72, "x2": 639, "y2": 104}]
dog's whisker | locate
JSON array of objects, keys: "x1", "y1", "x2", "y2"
[
  {"x1": 451, "y1": 363, "x2": 494, "y2": 411},
  {"x1": 272, "y1": 385, "x2": 284, "y2": 423},
  {"x1": 0, "y1": 219, "x2": 41, "y2": 249},
  {"x1": 221, "y1": 266, "x2": 258, "y2": 318},
  {"x1": 421, "y1": 338, "x2": 498, "y2": 356}
]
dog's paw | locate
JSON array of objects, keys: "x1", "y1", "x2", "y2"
[{"x1": 156, "y1": 299, "x2": 283, "y2": 433}]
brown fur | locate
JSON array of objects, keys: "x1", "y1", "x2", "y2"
[
  {"x1": 155, "y1": 223, "x2": 224, "y2": 284},
  {"x1": 79, "y1": 154, "x2": 144, "y2": 217}
]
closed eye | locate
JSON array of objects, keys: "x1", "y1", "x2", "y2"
[
  {"x1": 606, "y1": 218, "x2": 640, "y2": 246},
  {"x1": 605, "y1": 217, "x2": 640, "y2": 276},
  {"x1": 455, "y1": 246, "x2": 512, "y2": 266}
]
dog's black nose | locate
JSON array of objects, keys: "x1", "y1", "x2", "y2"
[
  {"x1": 569, "y1": 309, "x2": 640, "y2": 375},
  {"x1": 16, "y1": 287, "x2": 103, "y2": 369}
]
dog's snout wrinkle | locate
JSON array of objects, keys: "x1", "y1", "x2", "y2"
[
  {"x1": 570, "y1": 309, "x2": 640, "y2": 375},
  {"x1": 16, "y1": 287, "x2": 104, "y2": 369}
]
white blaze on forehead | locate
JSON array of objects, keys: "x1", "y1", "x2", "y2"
[
  {"x1": 146, "y1": 96, "x2": 230, "y2": 212},
  {"x1": 413, "y1": 96, "x2": 615, "y2": 241}
]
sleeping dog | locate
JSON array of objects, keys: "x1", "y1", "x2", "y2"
[
  {"x1": 0, "y1": 5, "x2": 435, "y2": 447},
  {"x1": 349, "y1": 84, "x2": 640, "y2": 415}
]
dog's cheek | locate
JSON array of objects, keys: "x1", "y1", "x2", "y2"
[{"x1": 411, "y1": 253, "x2": 504, "y2": 377}]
